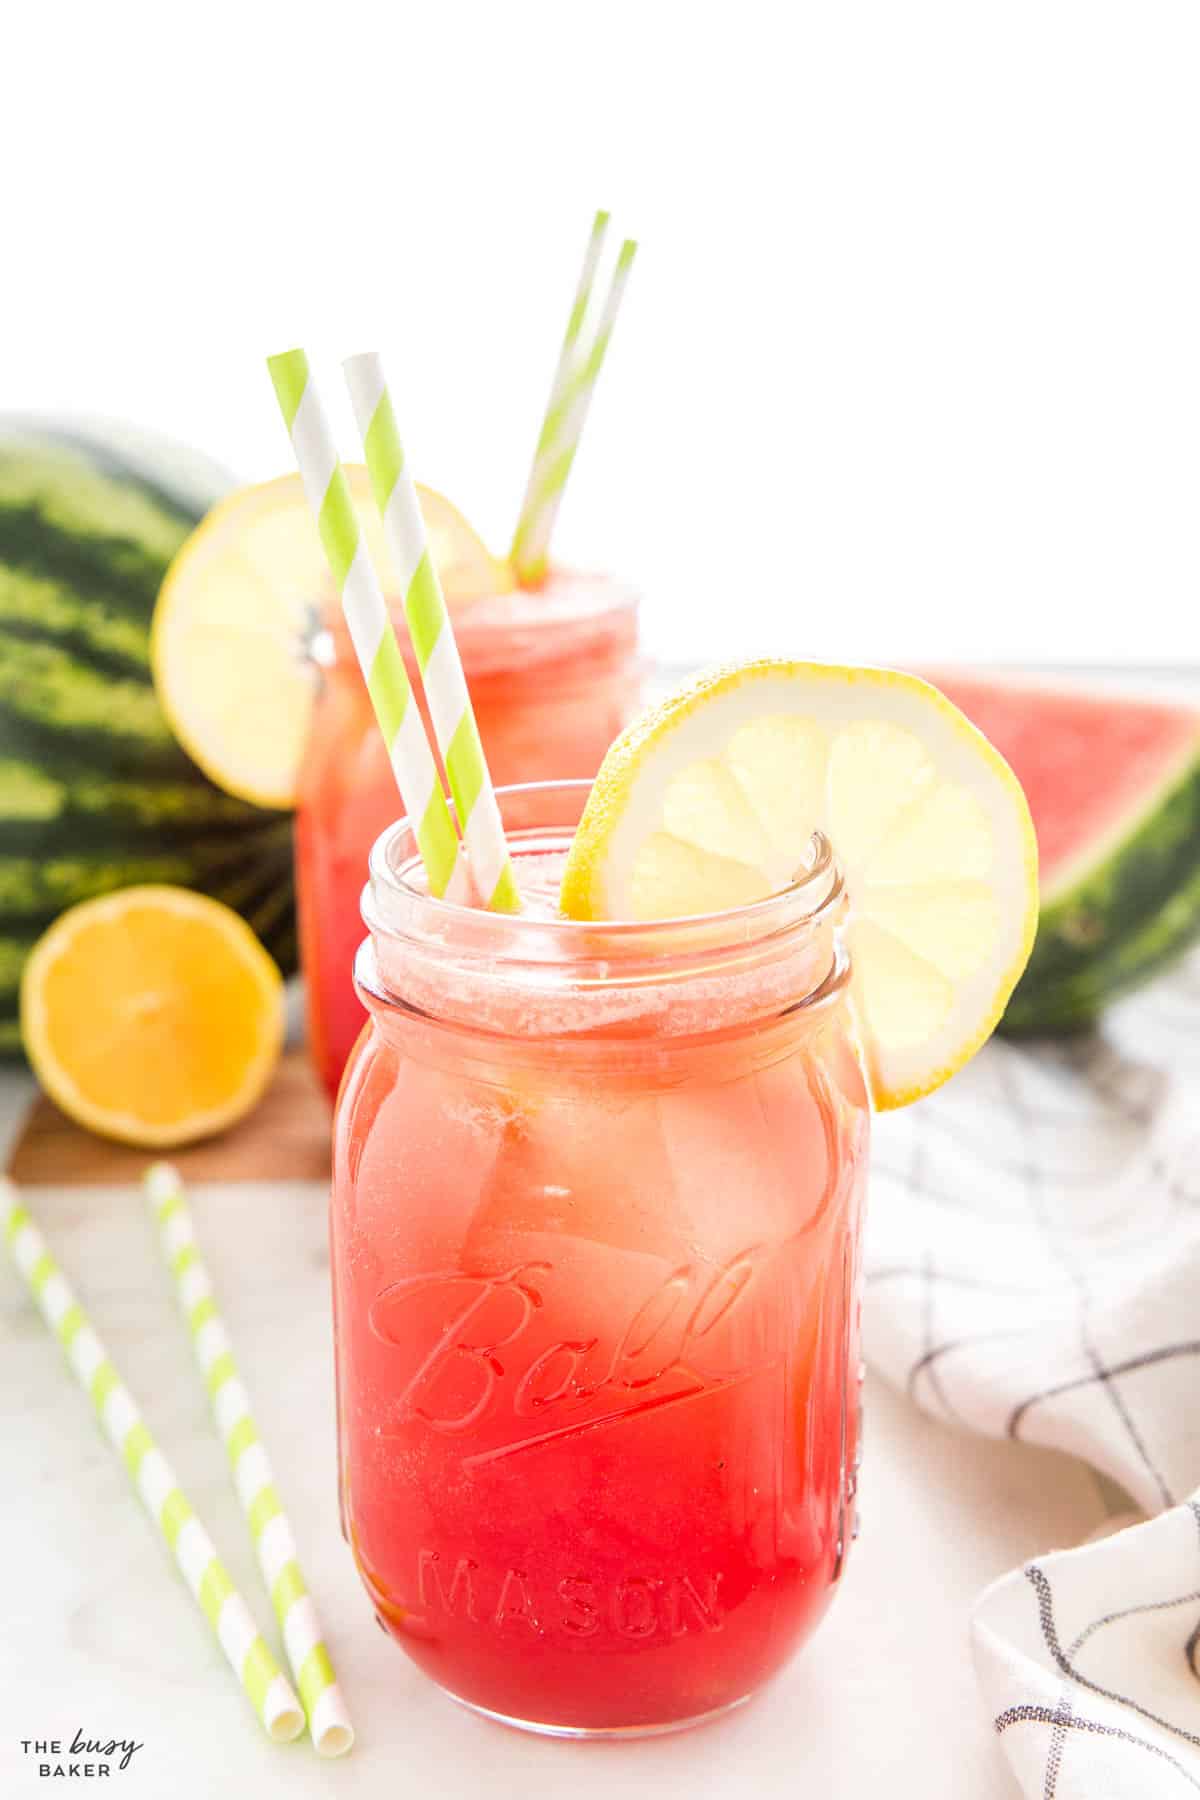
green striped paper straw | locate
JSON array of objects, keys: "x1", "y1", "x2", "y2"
[
  {"x1": 343, "y1": 353, "x2": 520, "y2": 915},
  {"x1": 1, "y1": 1179, "x2": 304, "y2": 1744},
  {"x1": 268, "y1": 347, "x2": 459, "y2": 898},
  {"x1": 510, "y1": 228, "x2": 638, "y2": 584},
  {"x1": 508, "y1": 208, "x2": 609, "y2": 575},
  {"x1": 144, "y1": 1164, "x2": 353, "y2": 1757}
]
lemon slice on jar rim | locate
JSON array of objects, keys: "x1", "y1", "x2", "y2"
[
  {"x1": 559, "y1": 660, "x2": 1039, "y2": 1109},
  {"x1": 152, "y1": 469, "x2": 513, "y2": 810}
]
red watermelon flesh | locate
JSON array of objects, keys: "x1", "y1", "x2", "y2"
[{"x1": 927, "y1": 673, "x2": 1200, "y2": 896}]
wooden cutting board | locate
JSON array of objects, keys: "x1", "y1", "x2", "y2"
[{"x1": 7, "y1": 1048, "x2": 333, "y2": 1186}]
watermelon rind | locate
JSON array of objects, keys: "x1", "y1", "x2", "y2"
[
  {"x1": 1000, "y1": 743, "x2": 1200, "y2": 1034},
  {"x1": 0, "y1": 420, "x2": 296, "y2": 1059}
]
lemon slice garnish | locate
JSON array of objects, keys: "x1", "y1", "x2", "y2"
[
  {"x1": 152, "y1": 469, "x2": 513, "y2": 809},
  {"x1": 560, "y1": 660, "x2": 1038, "y2": 1109}
]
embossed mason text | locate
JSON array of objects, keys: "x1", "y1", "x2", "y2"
[{"x1": 416, "y1": 1549, "x2": 724, "y2": 1640}]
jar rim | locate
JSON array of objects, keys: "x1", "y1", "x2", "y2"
[
  {"x1": 364, "y1": 779, "x2": 843, "y2": 958},
  {"x1": 359, "y1": 781, "x2": 847, "y2": 1039},
  {"x1": 313, "y1": 568, "x2": 639, "y2": 678}
]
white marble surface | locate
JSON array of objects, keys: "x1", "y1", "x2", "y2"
[{"x1": 0, "y1": 1073, "x2": 1118, "y2": 1797}]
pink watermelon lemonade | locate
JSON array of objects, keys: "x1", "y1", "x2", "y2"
[
  {"x1": 331, "y1": 782, "x2": 869, "y2": 1735},
  {"x1": 297, "y1": 574, "x2": 639, "y2": 1098}
]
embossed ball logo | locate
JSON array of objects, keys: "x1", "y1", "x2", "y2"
[{"x1": 367, "y1": 1249, "x2": 767, "y2": 1467}]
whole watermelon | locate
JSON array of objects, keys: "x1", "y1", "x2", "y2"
[{"x1": 0, "y1": 420, "x2": 295, "y2": 1057}]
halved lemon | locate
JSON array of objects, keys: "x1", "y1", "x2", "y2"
[
  {"x1": 559, "y1": 660, "x2": 1039, "y2": 1109},
  {"x1": 152, "y1": 469, "x2": 513, "y2": 809},
  {"x1": 21, "y1": 886, "x2": 285, "y2": 1147}
]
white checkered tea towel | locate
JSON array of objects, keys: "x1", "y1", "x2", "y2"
[{"x1": 865, "y1": 954, "x2": 1200, "y2": 1796}]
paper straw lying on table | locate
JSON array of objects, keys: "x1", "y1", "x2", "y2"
[
  {"x1": 343, "y1": 351, "x2": 520, "y2": 914},
  {"x1": 510, "y1": 226, "x2": 638, "y2": 584},
  {"x1": 145, "y1": 1163, "x2": 353, "y2": 1758},
  {"x1": 268, "y1": 346, "x2": 460, "y2": 899},
  {"x1": 0, "y1": 1179, "x2": 304, "y2": 1744}
]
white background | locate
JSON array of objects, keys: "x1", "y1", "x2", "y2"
[{"x1": 5, "y1": 1, "x2": 1199, "y2": 672}]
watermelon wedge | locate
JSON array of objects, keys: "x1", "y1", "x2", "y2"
[{"x1": 929, "y1": 672, "x2": 1200, "y2": 1034}]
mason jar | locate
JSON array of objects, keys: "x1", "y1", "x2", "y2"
[
  {"x1": 329, "y1": 780, "x2": 869, "y2": 1737},
  {"x1": 296, "y1": 575, "x2": 639, "y2": 1097}
]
